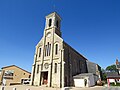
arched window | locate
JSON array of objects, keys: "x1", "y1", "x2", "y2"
[
  {"x1": 56, "y1": 20, "x2": 59, "y2": 28},
  {"x1": 49, "y1": 19, "x2": 52, "y2": 27},
  {"x1": 49, "y1": 44, "x2": 51, "y2": 56},
  {"x1": 45, "y1": 45, "x2": 47, "y2": 56},
  {"x1": 47, "y1": 42, "x2": 49, "y2": 56},
  {"x1": 45, "y1": 42, "x2": 51, "y2": 56},
  {"x1": 55, "y1": 44, "x2": 58, "y2": 55},
  {"x1": 54, "y1": 63, "x2": 57, "y2": 73},
  {"x1": 39, "y1": 48, "x2": 41, "y2": 57},
  {"x1": 37, "y1": 65, "x2": 39, "y2": 73}
]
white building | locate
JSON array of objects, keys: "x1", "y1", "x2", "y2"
[{"x1": 73, "y1": 73, "x2": 95, "y2": 87}]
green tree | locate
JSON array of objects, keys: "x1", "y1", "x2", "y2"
[
  {"x1": 101, "y1": 68, "x2": 107, "y2": 81},
  {"x1": 102, "y1": 73, "x2": 107, "y2": 81},
  {"x1": 106, "y1": 64, "x2": 117, "y2": 72},
  {"x1": 101, "y1": 68, "x2": 106, "y2": 73}
]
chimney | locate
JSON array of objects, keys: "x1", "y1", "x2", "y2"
[{"x1": 116, "y1": 59, "x2": 119, "y2": 65}]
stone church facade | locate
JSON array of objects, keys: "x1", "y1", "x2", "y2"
[{"x1": 30, "y1": 12, "x2": 88, "y2": 88}]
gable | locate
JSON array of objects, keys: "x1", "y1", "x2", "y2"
[{"x1": 2, "y1": 65, "x2": 31, "y2": 74}]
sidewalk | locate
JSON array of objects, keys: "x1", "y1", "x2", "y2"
[
  {"x1": 1, "y1": 85, "x2": 60, "y2": 90},
  {"x1": 0, "y1": 85, "x2": 104, "y2": 90}
]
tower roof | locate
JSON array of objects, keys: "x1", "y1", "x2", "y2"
[{"x1": 46, "y1": 12, "x2": 61, "y2": 20}]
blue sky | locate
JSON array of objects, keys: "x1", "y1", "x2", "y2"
[{"x1": 0, "y1": 0, "x2": 120, "y2": 72}]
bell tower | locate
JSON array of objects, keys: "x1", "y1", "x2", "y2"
[
  {"x1": 30, "y1": 12, "x2": 63, "y2": 87},
  {"x1": 45, "y1": 12, "x2": 61, "y2": 37}
]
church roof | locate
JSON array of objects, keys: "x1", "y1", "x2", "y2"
[{"x1": 64, "y1": 41, "x2": 88, "y2": 60}]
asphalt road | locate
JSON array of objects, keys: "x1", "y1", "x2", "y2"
[
  {"x1": 70, "y1": 86, "x2": 120, "y2": 90},
  {"x1": 102, "y1": 87, "x2": 120, "y2": 90}
]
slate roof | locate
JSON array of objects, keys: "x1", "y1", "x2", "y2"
[
  {"x1": 106, "y1": 72, "x2": 120, "y2": 79},
  {"x1": 86, "y1": 61, "x2": 96, "y2": 74},
  {"x1": 73, "y1": 73, "x2": 93, "y2": 79},
  {"x1": 2, "y1": 65, "x2": 31, "y2": 74}
]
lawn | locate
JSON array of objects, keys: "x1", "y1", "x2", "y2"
[{"x1": 110, "y1": 83, "x2": 120, "y2": 86}]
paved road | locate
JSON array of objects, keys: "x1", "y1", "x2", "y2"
[
  {"x1": 70, "y1": 86, "x2": 120, "y2": 90},
  {"x1": 102, "y1": 87, "x2": 120, "y2": 90},
  {"x1": 0, "y1": 85, "x2": 120, "y2": 90}
]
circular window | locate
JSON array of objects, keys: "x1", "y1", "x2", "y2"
[{"x1": 44, "y1": 63, "x2": 49, "y2": 69}]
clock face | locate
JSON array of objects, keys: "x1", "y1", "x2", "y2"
[
  {"x1": 46, "y1": 32, "x2": 51, "y2": 37},
  {"x1": 44, "y1": 63, "x2": 49, "y2": 69}
]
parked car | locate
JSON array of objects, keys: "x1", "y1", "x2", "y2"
[{"x1": 23, "y1": 79, "x2": 31, "y2": 84}]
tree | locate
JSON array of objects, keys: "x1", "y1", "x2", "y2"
[
  {"x1": 106, "y1": 64, "x2": 117, "y2": 72},
  {"x1": 101, "y1": 68, "x2": 107, "y2": 81},
  {"x1": 101, "y1": 68, "x2": 106, "y2": 73},
  {"x1": 102, "y1": 73, "x2": 107, "y2": 82}
]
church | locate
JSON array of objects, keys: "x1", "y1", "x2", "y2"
[{"x1": 30, "y1": 12, "x2": 101, "y2": 88}]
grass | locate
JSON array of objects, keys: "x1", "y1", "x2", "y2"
[{"x1": 110, "y1": 83, "x2": 120, "y2": 86}]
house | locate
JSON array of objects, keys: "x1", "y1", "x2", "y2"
[
  {"x1": 106, "y1": 72, "x2": 120, "y2": 86},
  {"x1": 73, "y1": 61, "x2": 102, "y2": 88},
  {"x1": 86, "y1": 61, "x2": 102, "y2": 82},
  {"x1": 0, "y1": 65, "x2": 31, "y2": 86},
  {"x1": 106, "y1": 59, "x2": 120, "y2": 86},
  {"x1": 73, "y1": 73, "x2": 95, "y2": 87}
]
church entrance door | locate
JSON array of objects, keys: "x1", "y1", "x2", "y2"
[{"x1": 41, "y1": 71, "x2": 48, "y2": 85}]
